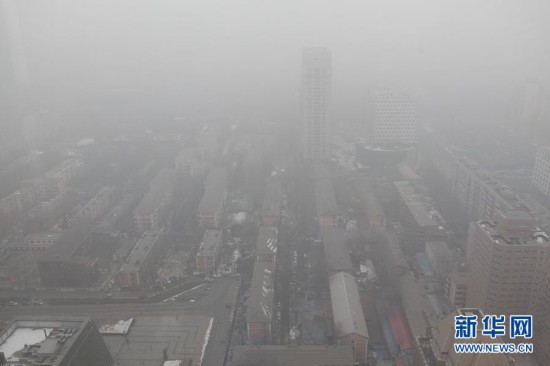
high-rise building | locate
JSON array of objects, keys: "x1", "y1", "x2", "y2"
[
  {"x1": 466, "y1": 210, "x2": 549, "y2": 315},
  {"x1": 512, "y1": 80, "x2": 542, "y2": 141},
  {"x1": 367, "y1": 90, "x2": 416, "y2": 144},
  {"x1": 302, "y1": 47, "x2": 332, "y2": 159},
  {"x1": 533, "y1": 146, "x2": 550, "y2": 197},
  {"x1": 0, "y1": 316, "x2": 113, "y2": 365},
  {"x1": 1, "y1": 0, "x2": 30, "y2": 87}
]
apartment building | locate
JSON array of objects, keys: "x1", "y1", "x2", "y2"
[
  {"x1": 393, "y1": 181, "x2": 453, "y2": 250},
  {"x1": 195, "y1": 230, "x2": 223, "y2": 275},
  {"x1": 118, "y1": 230, "x2": 163, "y2": 289},
  {"x1": 197, "y1": 168, "x2": 227, "y2": 229},
  {"x1": 533, "y1": 145, "x2": 550, "y2": 197},
  {"x1": 133, "y1": 169, "x2": 176, "y2": 232}
]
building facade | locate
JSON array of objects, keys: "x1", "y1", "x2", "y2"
[
  {"x1": 118, "y1": 230, "x2": 163, "y2": 289},
  {"x1": 198, "y1": 168, "x2": 227, "y2": 229},
  {"x1": 133, "y1": 169, "x2": 176, "y2": 232},
  {"x1": 466, "y1": 210, "x2": 549, "y2": 315},
  {"x1": 302, "y1": 47, "x2": 331, "y2": 159},
  {"x1": 0, "y1": 317, "x2": 112, "y2": 365},
  {"x1": 533, "y1": 146, "x2": 550, "y2": 197},
  {"x1": 196, "y1": 230, "x2": 223, "y2": 275},
  {"x1": 367, "y1": 90, "x2": 416, "y2": 144},
  {"x1": 329, "y1": 272, "x2": 369, "y2": 364}
]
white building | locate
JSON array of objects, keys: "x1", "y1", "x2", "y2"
[
  {"x1": 367, "y1": 90, "x2": 416, "y2": 144},
  {"x1": 533, "y1": 146, "x2": 550, "y2": 196},
  {"x1": 302, "y1": 47, "x2": 331, "y2": 159}
]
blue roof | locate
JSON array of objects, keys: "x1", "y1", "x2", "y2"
[{"x1": 414, "y1": 252, "x2": 434, "y2": 277}]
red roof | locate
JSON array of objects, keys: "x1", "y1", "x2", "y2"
[{"x1": 387, "y1": 305, "x2": 413, "y2": 350}]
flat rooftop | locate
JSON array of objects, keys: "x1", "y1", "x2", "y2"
[
  {"x1": 121, "y1": 230, "x2": 162, "y2": 272},
  {"x1": 478, "y1": 220, "x2": 550, "y2": 246},
  {"x1": 0, "y1": 317, "x2": 91, "y2": 364},
  {"x1": 246, "y1": 261, "x2": 275, "y2": 323},
  {"x1": 394, "y1": 181, "x2": 451, "y2": 231},
  {"x1": 103, "y1": 315, "x2": 211, "y2": 366},
  {"x1": 256, "y1": 226, "x2": 277, "y2": 257},
  {"x1": 196, "y1": 230, "x2": 222, "y2": 257}
]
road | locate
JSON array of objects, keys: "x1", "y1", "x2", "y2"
[{"x1": 0, "y1": 276, "x2": 240, "y2": 366}]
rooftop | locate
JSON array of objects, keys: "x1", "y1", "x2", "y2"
[
  {"x1": 246, "y1": 261, "x2": 275, "y2": 323},
  {"x1": 231, "y1": 345, "x2": 355, "y2": 366},
  {"x1": 256, "y1": 226, "x2": 278, "y2": 257},
  {"x1": 425, "y1": 241, "x2": 454, "y2": 261},
  {"x1": 121, "y1": 230, "x2": 162, "y2": 272},
  {"x1": 196, "y1": 230, "x2": 222, "y2": 257},
  {"x1": 394, "y1": 181, "x2": 451, "y2": 232},
  {"x1": 134, "y1": 169, "x2": 176, "y2": 215},
  {"x1": 322, "y1": 228, "x2": 353, "y2": 273},
  {"x1": 477, "y1": 219, "x2": 550, "y2": 247},
  {"x1": 198, "y1": 168, "x2": 227, "y2": 213},
  {"x1": 0, "y1": 316, "x2": 93, "y2": 365},
  {"x1": 329, "y1": 272, "x2": 368, "y2": 339}
]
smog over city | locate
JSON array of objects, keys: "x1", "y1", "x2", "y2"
[{"x1": 0, "y1": 1, "x2": 549, "y2": 366}]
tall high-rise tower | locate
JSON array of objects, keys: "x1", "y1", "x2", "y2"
[{"x1": 301, "y1": 47, "x2": 331, "y2": 159}]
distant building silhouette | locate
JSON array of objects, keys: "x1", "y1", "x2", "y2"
[{"x1": 302, "y1": 47, "x2": 332, "y2": 159}]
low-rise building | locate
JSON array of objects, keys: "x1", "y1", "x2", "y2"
[
  {"x1": 255, "y1": 226, "x2": 277, "y2": 263},
  {"x1": 322, "y1": 228, "x2": 353, "y2": 276},
  {"x1": 246, "y1": 261, "x2": 276, "y2": 345},
  {"x1": 425, "y1": 241, "x2": 458, "y2": 279},
  {"x1": 118, "y1": 230, "x2": 163, "y2": 289},
  {"x1": 0, "y1": 316, "x2": 112, "y2": 365},
  {"x1": 329, "y1": 272, "x2": 369, "y2": 364},
  {"x1": 133, "y1": 169, "x2": 176, "y2": 231},
  {"x1": 198, "y1": 168, "x2": 227, "y2": 229},
  {"x1": 70, "y1": 186, "x2": 115, "y2": 225},
  {"x1": 195, "y1": 230, "x2": 223, "y2": 275},
  {"x1": 33, "y1": 159, "x2": 83, "y2": 200},
  {"x1": 394, "y1": 181, "x2": 453, "y2": 249}
]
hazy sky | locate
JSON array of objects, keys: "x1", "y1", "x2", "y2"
[{"x1": 5, "y1": 0, "x2": 550, "y2": 122}]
